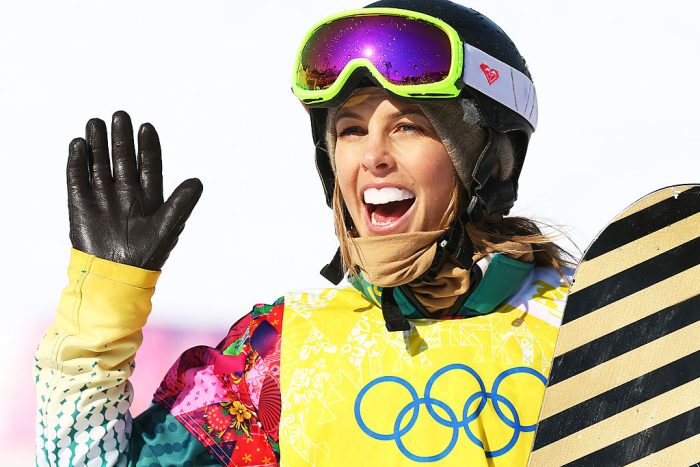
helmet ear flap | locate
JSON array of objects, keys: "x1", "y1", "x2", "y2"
[
  {"x1": 310, "y1": 109, "x2": 336, "y2": 208},
  {"x1": 494, "y1": 132, "x2": 516, "y2": 182}
]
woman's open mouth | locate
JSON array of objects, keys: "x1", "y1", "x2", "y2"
[{"x1": 363, "y1": 186, "x2": 416, "y2": 234}]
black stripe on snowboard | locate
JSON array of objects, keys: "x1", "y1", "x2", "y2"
[
  {"x1": 562, "y1": 236, "x2": 700, "y2": 325},
  {"x1": 560, "y1": 406, "x2": 700, "y2": 467},
  {"x1": 550, "y1": 293, "x2": 700, "y2": 385},
  {"x1": 584, "y1": 187, "x2": 700, "y2": 261},
  {"x1": 534, "y1": 351, "x2": 700, "y2": 449}
]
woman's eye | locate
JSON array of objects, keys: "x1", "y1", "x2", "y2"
[
  {"x1": 338, "y1": 126, "x2": 364, "y2": 137},
  {"x1": 397, "y1": 123, "x2": 422, "y2": 134}
]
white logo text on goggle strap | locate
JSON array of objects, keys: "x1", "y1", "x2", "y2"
[{"x1": 463, "y1": 44, "x2": 538, "y2": 129}]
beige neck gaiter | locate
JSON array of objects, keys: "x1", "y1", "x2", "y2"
[
  {"x1": 348, "y1": 230, "x2": 447, "y2": 287},
  {"x1": 348, "y1": 187, "x2": 534, "y2": 315},
  {"x1": 346, "y1": 186, "x2": 535, "y2": 314},
  {"x1": 347, "y1": 187, "x2": 470, "y2": 312},
  {"x1": 407, "y1": 258, "x2": 471, "y2": 313}
]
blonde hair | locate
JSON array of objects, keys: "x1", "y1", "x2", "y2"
[
  {"x1": 332, "y1": 181, "x2": 356, "y2": 277},
  {"x1": 467, "y1": 218, "x2": 576, "y2": 274},
  {"x1": 332, "y1": 181, "x2": 575, "y2": 279}
]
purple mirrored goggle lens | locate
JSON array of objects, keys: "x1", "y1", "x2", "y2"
[{"x1": 298, "y1": 15, "x2": 453, "y2": 91}]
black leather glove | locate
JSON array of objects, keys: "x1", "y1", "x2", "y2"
[{"x1": 67, "y1": 111, "x2": 203, "y2": 270}]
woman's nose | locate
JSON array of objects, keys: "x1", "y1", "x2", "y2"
[{"x1": 361, "y1": 134, "x2": 396, "y2": 175}]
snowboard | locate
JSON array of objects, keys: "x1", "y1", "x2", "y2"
[{"x1": 528, "y1": 184, "x2": 700, "y2": 466}]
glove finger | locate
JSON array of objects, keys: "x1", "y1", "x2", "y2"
[
  {"x1": 144, "y1": 226, "x2": 184, "y2": 270},
  {"x1": 146, "y1": 178, "x2": 203, "y2": 270},
  {"x1": 86, "y1": 118, "x2": 112, "y2": 186},
  {"x1": 67, "y1": 138, "x2": 92, "y2": 248},
  {"x1": 137, "y1": 122, "x2": 164, "y2": 214},
  {"x1": 67, "y1": 137, "x2": 91, "y2": 198},
  {"x1": 111, "y1": 110, "x2": 139, "y2": 186},
  {"x1": 153, "y1": 178, "x2": 203, "y2": 236}
]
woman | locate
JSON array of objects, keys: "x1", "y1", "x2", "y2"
[{"x1": 35, "y1": 1, "x2": 572, "y2": 465}]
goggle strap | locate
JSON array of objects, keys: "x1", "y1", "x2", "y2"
[{"x1": 463, "y1": 44, "x2": 538, "y2": 130}]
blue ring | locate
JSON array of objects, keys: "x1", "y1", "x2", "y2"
[
  {"x1": 394, "y1": 397, "x2": 459, "y2": 462},
  {"x1": 483, "y1": 393, "x2": 521, "y2": 457},
  {"x1": 354, "y1": 364, "x2": 548, "y2": 461},
  {"x1": 355, "y1": 375, "x2": 420, "y2": 441},
  {"x1": 424, "y1": 363, "x2": 488, "y2": 426},
  {"x1": 491, "y1": 367, "x2": 547, "y2": 432}
]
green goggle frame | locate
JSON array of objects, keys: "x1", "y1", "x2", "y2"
[{"x1": 292, "y1": 8, "x2": 465, "y2": 107}]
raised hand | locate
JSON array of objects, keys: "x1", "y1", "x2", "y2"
[{"x1": 67, "y1": 111, "x2": 203, "y2": 270}]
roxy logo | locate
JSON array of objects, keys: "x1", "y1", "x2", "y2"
[{"x1": 480, "y1": 63, "x2": 499, "y2": 85}]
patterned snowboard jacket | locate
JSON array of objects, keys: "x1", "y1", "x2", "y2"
[{"x1": 35, "y1": 249, "x2": 569, "y2": 466}]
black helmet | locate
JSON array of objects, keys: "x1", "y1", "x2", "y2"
[{"x1": 305, "y1": 0, "x2": 536, "y2": 221}]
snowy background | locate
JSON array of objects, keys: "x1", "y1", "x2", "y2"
[{"x1": 2, "y1": 0, "x2": 699, "y2": 463}]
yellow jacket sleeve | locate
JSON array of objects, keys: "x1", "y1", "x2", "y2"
[{"x1": 34, "y1": 249, "x2": 160, "y2": 466}]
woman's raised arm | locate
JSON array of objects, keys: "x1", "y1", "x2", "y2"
[{"x1": 34, "y1": 112, "x2": 202, "y2": 466}]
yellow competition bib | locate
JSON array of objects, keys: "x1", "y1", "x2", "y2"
[{"x1": 279, "y1": 268, "x2": 567, "y2": 466}]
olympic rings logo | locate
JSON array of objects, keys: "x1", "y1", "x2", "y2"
[{"x1": 354, "y1": 364, "x2": 546, "y2": 462}]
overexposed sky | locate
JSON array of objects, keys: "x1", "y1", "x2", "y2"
[{"x1": 1, "y1": 0, "x2": 699, "y2": 330}]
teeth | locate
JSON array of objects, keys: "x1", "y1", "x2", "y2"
[
  {"x1": 371, "y1": 211, "x2": 394, "y2": 226},
  {"x1": 364, "y1": 187, "x2": 415, "y2": 205}
]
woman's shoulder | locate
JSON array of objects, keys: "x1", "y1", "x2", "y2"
[
  {"x1": 283, "y1": 285, "x2": 370, "y2": 310},
  {"x1": 146, "y1": 287, "x2": 366, "y2": 465},
  {"x1": 148, "y1": 297, "x2": 288, "y2": 465},
  {"x1": 150, "y1": 287, "x2": 364, "y2": 407},
  {"x1": 503, "y1": 265, "x2": 572, "y2": 328}
]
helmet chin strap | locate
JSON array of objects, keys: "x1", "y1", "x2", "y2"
[
  {"x1": 320, "y1": 197, "x2": 354, "y2": 285},
  {"x1": 320, "y1": 247, "x2": 346, "y2": 285},
  {"x1": 465, "y1": 128, "x2": 501, "y2": 224}
]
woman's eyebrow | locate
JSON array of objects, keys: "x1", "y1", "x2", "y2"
[
  {"x1": 335, "y1": 110, "x2": 363, "y2": 121},
  {"x1": 335, "y1": 108, "x2": 426, "y2": 123},
  {"x1": 388, "y1": 110, "x2": 426, "y2": 120}
]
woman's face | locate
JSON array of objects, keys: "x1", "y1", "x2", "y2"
[{"x1": 334, "y1": 89, "x2": 456, "y2": 237}]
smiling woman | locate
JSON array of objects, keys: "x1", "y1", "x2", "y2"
[
  {"x1": 34, "y1": 1, "x2": 574, "y2": 466},
  {"x1": 334, "y1": 88, "x2": 456, "y2": 236}
]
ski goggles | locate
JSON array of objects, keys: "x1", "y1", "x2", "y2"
[{"x1": 292, "y1": 8, "x2": 538, "y2": 130}]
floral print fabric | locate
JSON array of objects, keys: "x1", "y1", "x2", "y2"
[{"x1": 153, "y1": 299, "x2": 284, "y2": 466}]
